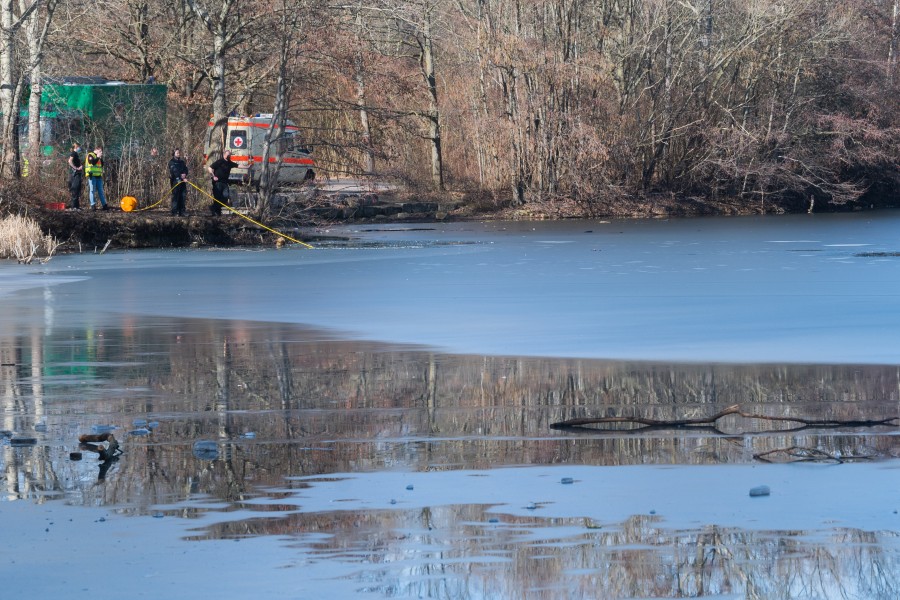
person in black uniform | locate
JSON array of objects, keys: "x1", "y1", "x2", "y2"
[
  {"x1": 168, "y1": 148, "x2": 189, "y2": 216},
  {"x1": 207, "y1": 150, "x2": 238, "y2": 215},
  {"x1": 67, "y1": 142, "x2": 83, "y2": 209}
]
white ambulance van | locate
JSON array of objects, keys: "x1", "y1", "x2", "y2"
[{"x1": 205, "y1": 114, "x2": 315, "y2": 186}]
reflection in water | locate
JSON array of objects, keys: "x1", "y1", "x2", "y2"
[
  {"x1": 1, "y1": 309, "x2": 898, "y2": 598},
  {"x1": 190, "y1": 507, "x2": 899, "y2": 599}
]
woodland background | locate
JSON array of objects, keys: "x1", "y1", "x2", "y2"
[{"x1": 1, "y1": 0, "x2": 900, "y2": 215}]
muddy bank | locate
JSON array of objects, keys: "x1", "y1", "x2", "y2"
[
  {"x1": 33, "y1": 208, "x2": 295, "y2": 251},
  {"x1": 31, "y1": 191, "x2": 467, "y2": 251}
]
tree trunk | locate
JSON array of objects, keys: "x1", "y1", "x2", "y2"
[
  {"x1": 421, "y1": 10, "x2": 443, "y2": 190},
  {"x1": 355, "y1": 7, "x2": 374, "y2": 175},
  {"x1": 258, "y1": 70, "x2": 287, "y2": 216},
  {"x1": 504, "y1": 66, "x2": 525, "y2": 205},
  {"x1": 0, "y1": 2, "x2": 19, "y2": 178},
  {"x1": 24, "y1": 64, "x2": 39, "y2": 177},
  {"x1": 209, "y1": 29, "x2": 228, "y2": 159},
  {"x1": 186, "y1": 0, "x2": 237, "y2": 161},
  {"x1": 356, "y1": 69, "x2": 374, "y2": 175},
  {"x1": 0, "y1": 0, "x2": 42, "y2": 178},
  {"x1": 24, "y1": 0, "x2": 54, "y2": 179},
  {"x1": 891, "y1": 0, "x2": 899, "y2": 85},
  {"x1": 258, "y1": 112, "x2": 283, "y2": 216}
]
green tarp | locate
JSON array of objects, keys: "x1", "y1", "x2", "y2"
[{"x1": 39, "y1": 83, "x2": 167, "y2": 121}]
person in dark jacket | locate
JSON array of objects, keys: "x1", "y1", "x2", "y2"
[
  {"x1": 67, "y1": 142, "x2": 83, "y2": 209},
  {"x1": 168, "y1": 148, "x2": 189, "y2": 216},
  {"x1": 207, "y1": 150, "x2": 239, "y2": 215}
]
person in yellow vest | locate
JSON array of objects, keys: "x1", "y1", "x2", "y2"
[{"x1": 85, "y1": 147, "x2": 109, "y2": 210}]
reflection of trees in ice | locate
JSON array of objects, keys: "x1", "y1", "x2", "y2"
[
  {"x1": 2, "y1": 312, "x2": 899, "y2": 507},
  {"x1": 2, "y1": 311, "x2": 899, "y2": 596},
  {"x1": 1, "y1": 321, "x2": 49, "y2": 502},
  {"x1": 187, "y1": 507, "x2": 899, "y2": 600}
]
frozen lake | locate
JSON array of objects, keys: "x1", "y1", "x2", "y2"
[
  {"x1": 9, "y1": 211, "x2": 900, "y2": 363},
  {"x1": 1, "y1": 212, "x2": 899, "y2": 599}
]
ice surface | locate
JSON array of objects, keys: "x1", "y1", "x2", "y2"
[{"x1": 7, "y1": 212, "x2": 900, "y2": 363}]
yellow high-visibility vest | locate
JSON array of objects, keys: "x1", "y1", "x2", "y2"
[{"x1": 85, "y1": 153, "x2": 103, "y2": 177}]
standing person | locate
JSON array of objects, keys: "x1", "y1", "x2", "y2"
[
  {"x1": 85, "y1": 146, "x2": 109, "y2": 210},
  {"x1": 207, "y1": 150, "x2": 238, "y2": 215},
  {"x1": 67, "y1": 142, "x2": 84, "y2": 209},
  {"x1": 168, "y1": 148, "x2": 189, "y2": 216}
]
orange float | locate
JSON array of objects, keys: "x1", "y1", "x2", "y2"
[{"x1": 120, "y1": 196, "x2": 137, "y2": 211}]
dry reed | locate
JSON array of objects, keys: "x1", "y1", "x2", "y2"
[{"x1": 0, "y1": 213, "x2": 61, "y2": 263}]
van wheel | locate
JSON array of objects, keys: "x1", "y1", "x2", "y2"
[{"x1": 304, "y1": 169, "x2": 315, "y2": 181}]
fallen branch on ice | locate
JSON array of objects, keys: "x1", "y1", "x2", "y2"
[
  {"x1": 752, "y1": 446, "x2": 873, "y2": 464},
  {"x1": 551, "y1": 404, "x2": 898, "y2": 433}
]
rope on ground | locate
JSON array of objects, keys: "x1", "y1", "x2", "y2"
[
  {"x1": 130, "y1": 180, "x2": 314, "y2": 249},
  {"x1": 185, "y1": 181, "x2": 314, "y2": 249},
  {"x1": 136, "y1": 181, "x2": 180, "y2": 212}
]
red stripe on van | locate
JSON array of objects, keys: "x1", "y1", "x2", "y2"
[
  {"x1": 232, "y1": 155, "x2": 315, "y2": 166},
  {"x1": 207, "y1": 120, "x2": 299, "y2": 131}
]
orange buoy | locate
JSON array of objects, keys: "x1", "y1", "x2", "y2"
[{"x1": 120, "y1": 196, "x2": 137, "y2": 212}]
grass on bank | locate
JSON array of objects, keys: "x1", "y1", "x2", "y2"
[
  {"x1": 0, "y1": 212, "x2": 61, "y2": 263},
  {"x1": 0, "y1": 180, "x2": 65, "y2": 263}
]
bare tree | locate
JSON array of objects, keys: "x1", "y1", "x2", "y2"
[
  {"x1": 0, "y1": 0, "x2": 42, "y2": 177},
  {"x1": 352, "y1": 1, "x2": 375, "y2": 175},
  {"x1": 257, "y1": 0, "x2": 312, "y2": 214},
  {"x1": 185, "y1": 0, "x2": 245, "y2": 160},
  {"x1": 23, "y1": 0, "x2": 57, "y2": 179},
  {"x1": 416, "y1": 1, "x2": 443, "y2": 189},
  {"x1": 350, "y1": 0, "x2": 446, "y2": 189},
  {"x1": 890, "y1": 0, "x2": 899, "y2": 84},
  {"x1": 81, "y1": 0, "x2": 165, "y2": 82}
]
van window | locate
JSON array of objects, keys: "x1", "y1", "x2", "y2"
[{"x1": 229, "y1": 130, "x2": 248, "y2": 151}]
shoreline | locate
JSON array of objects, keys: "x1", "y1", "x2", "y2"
[{"x1": 24, "y1": 185, "x2": 895, "y2": 253}]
